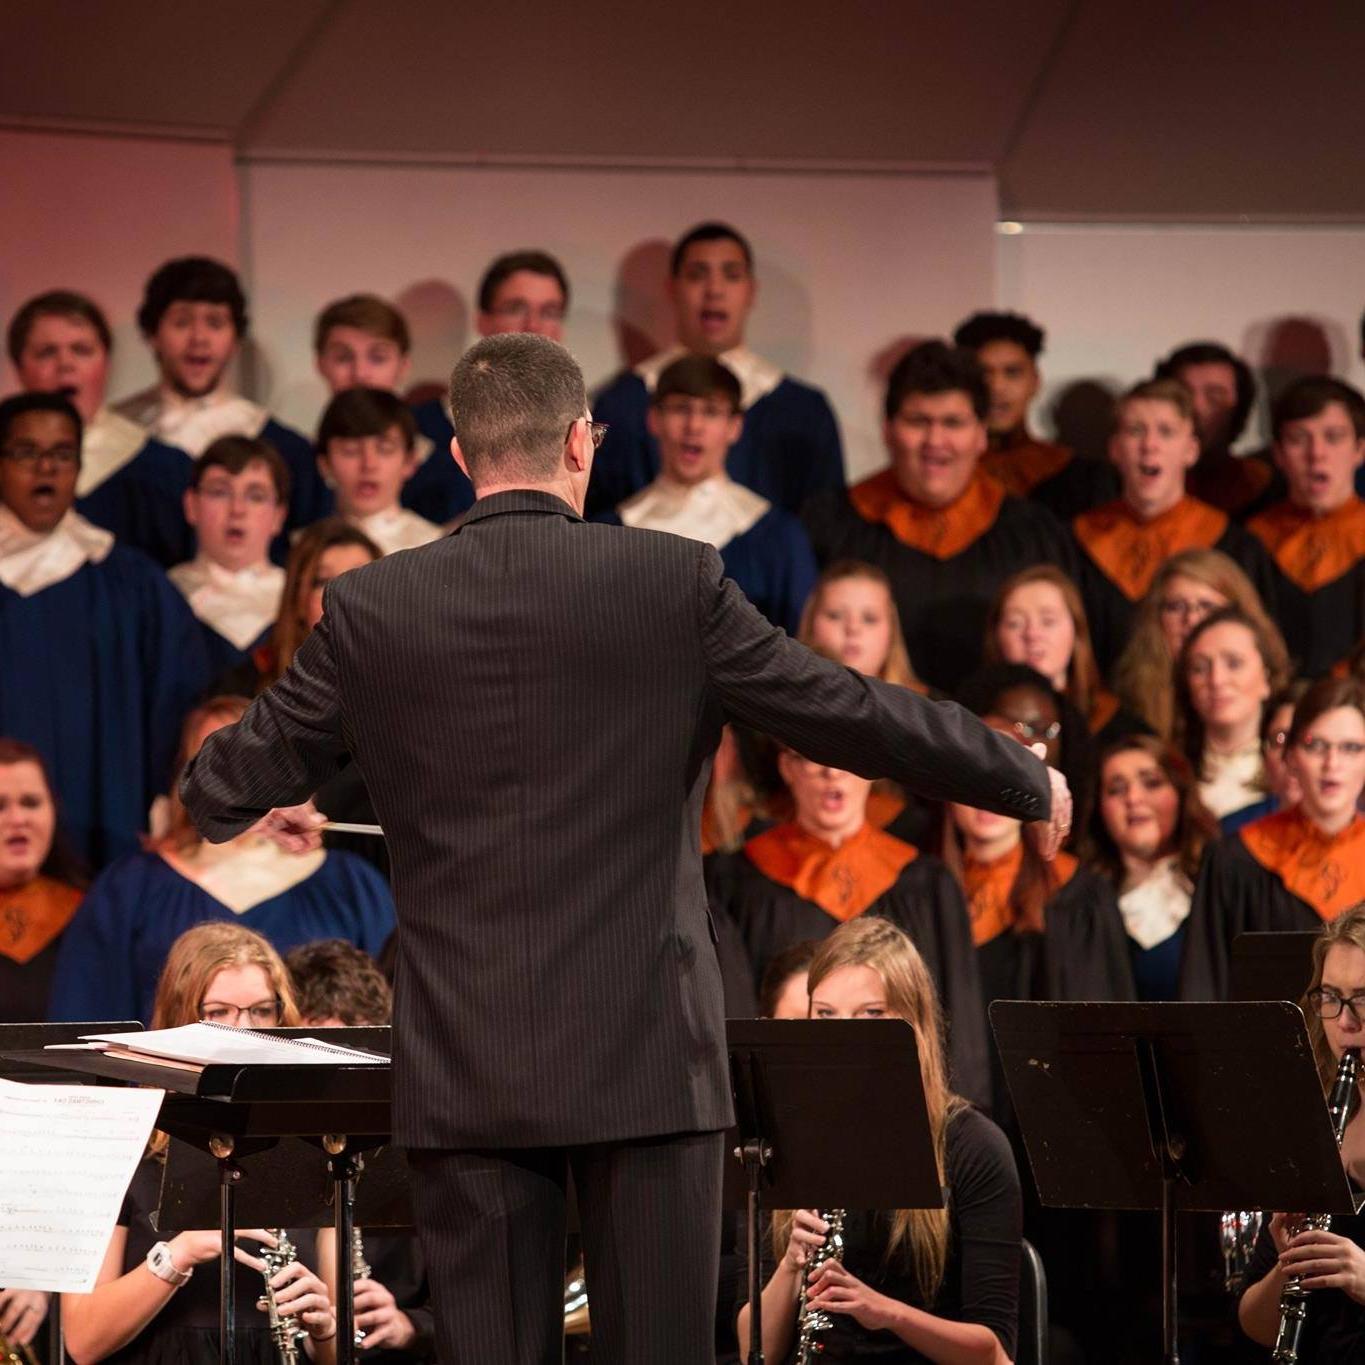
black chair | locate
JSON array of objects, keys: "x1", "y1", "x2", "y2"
[{"x1": 1017, "y1": 1237, "x2": 1048, "y2": 1365}]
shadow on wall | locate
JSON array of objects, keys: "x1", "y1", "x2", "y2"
[
  {"x1": 1050, "y1": 379, "x2": 1119, "y2": 464},
  {"x1": 1243, "y1": 315, "x2": 1343, "y2": 417},
  {"x1": 399, "y1": 278, "x2": 467, "y2": 397}
]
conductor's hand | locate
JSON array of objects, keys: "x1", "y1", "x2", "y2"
[
  {"x1": 1024, "y1": 746, "x2": 1072, "y2": 861},
  {"x1": 250, "y1": 801, "x2": 328, "y2": 854}
]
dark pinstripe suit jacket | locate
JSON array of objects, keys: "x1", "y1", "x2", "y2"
[{"x1": 182, "y1": 490, "x2": 1050, "y2": 1149}]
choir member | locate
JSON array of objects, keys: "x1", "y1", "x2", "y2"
[
  {"x1": 287, "y1": 940, "x2": 436, "y2": 1363},
  {"x1": 756, "y1": 937, "x2": 818, "y2": 1019},
  {"x1": 598, "y1": 355, "x2": 816, "y2": 631},
  {"x1": 315, "y1": 388, "x2": 442, "y2": 555},
  {"x1": 47, "y1": 694, "x2": 395, "y2": 1025},
  {"x1": 737, "y1": 916, "x2": 1021, "y2": 1364},
  {"x1": 169, "y1": 436, "x2": 287, "y2": 676},
  {"x1": 61, "y1": 921, "x2": 339, "y2": 1364},
  {"x1": 313, "y1": 293, "x2": 474, "y2": 526},
  {"x1": 115, "y1": 256, "x2": 327, "y2": 532},
  {"x1": 0, "y1": 739, "x2": 85, "y2": 1022},
  {"x1": 1179, "y1": 676, "x2": 1365, "y2": 1001},
  {"x1": 408, "y1": 253, "x2": 569, "y2": 523},
  {"x1": 1087, "y1": 737, "x2": 1218, "y2": 1000},
  {"x1": 0, "y1": 392, "x2": 210, "y2": 867},
  {"x1": 1112, "y1": 547, "x2": 1276, "y2": 743},
  {"x1": 1174, "y1": 605, "x2": 1290, "y2": 827},
  {"x1": 1259, "y1": 681, "x2": 1310, "y2": 815},
  {"x1": 1154, "y1": 341, "x2": 1276, "y2": 518},
  {"x1": 803, "y1": 341, "x2": 1075, "y2": 693},
  {"x1": 589, "y1": 221, "x2": 844, "y2": 516},
  {"x1": 1237, "y1": 905, "x2": 1365, "y2": 1360},
  {"x1": 1071, "y1": 378, "x2": 1275, "y2": 673},
  {"x1": 701, "y1": 724, "x2": 771, "y2": 857},
  {"x1": 8, "y1": 289, "x2": 194, "y2": 566},
  {"x1": 707, "y1": 745, "x2": 990, "y2": 1107},
  {"x1": 953, "y1": 309, "x2": 1114, "y2": 519},
  {"x1": 1248, "y1": 376, "x2": 1365, "y2": 677}
]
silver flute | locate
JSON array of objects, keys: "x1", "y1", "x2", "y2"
[
  {"x1": 1271, "y1": 1047, "x2": 1359, "y2": 1363},
  {"x1": 260, "y1": 1229, "x2": 309, "y2": 1365},
  {"x1": 795, "y1": 1208, "x2": 847, "y2": 1363}
]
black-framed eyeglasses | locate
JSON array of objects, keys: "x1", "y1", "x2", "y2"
[
  {"x1": 199, "y1": 997, "x2": 283, "y2": 1026},
  {"x1": 1, "y1": 443, "x2": 81, "y2": 466},
  {"x1": 1306, "y1": 987, "x2": 1365, "y2": 1021},
  {"x1": 566, "y1": 419, "x2": 609, "y2": 451},
  {"x1": 1011, "y1": 719, "x2": 1061, "y2": 744}
]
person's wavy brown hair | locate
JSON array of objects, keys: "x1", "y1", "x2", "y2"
[
  {"x1": 797, "y1": 560, "x2": 921, "y2": 690},
  {"x1": 1285, "y1": 675, "x2": 1365, "y2": 751},
  {"x1": 1304, "y1": 904, "x2": 1365, "y2": 1092},
  {"x1": 1112, "y1": 549, "x2": 1273, "y2": 741},
  {"x1": 150, "y1": 695, "x2": 251, "y2": 854},
  {"x1": 984, "y1": 564, "x2": 1099, "y2": 716},
  {"x1": 1086, "y1": 735, "x2": 1218, "y2": 887}
]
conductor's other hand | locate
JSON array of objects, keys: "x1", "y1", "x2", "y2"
[
  {"x1": 1024, "y1": 745, "x2": 1072, "y2": 861},
  {"x1": 251, "y1": 801, "x2": 328, "y2": 854}
]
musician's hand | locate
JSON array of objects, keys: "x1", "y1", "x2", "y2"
[
  {"x1": 354, "y1": 1277, "x2": 417, "y2": 1350},
  {"x1": 804, "y1": 1260, "x2": 896, "y2": 1331},
  {"x1": 1025, "y1": 749, "x2": 1072, "y2": 861},
  {"x1": 1267, "y1": 1212, "x2": 1303, "y2": 1258},
  {"x1": 168, "y1": 1228, "x2": 278, "y2": 1269},
  {"x1": 1279, "y1": 1228, "x2": 1365, "y2": 1302},
  {"x1": 250, "y1": 801, "x2": 328, "y2": 854},
  {"x1": 780, "y1": 1210, "x2": 830, "y2": 1274},
  {"x1": 0, "y1": 1289, "x2": 49, "y2": 1346}
]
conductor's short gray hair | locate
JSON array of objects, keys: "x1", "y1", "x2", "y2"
[{"x1": 447, "y1": 333, "x2": 588, "y2": 484}]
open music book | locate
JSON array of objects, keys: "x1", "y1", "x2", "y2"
[{"x1": 47, "y1": 1022, "x2": 389, "y2": 1071}]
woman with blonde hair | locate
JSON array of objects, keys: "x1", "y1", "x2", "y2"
[
  {"x1": 1111, "y1": 547, "x2": 1276, "y2": 741},
  {"x1": 1237, "y1": 904, "x2": 1365, "y2": 1357},
  {"x1": 47, "y1": 696, "x2": 394, "y2": 1024},
  {"x1": 62, "y1": 921, "x2": 339, "y2": 1363},
  {"x1": 737, "y1": 916, "x2": 1021, "y2": 1364}
]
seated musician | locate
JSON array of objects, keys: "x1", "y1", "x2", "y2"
[
  {"x1": 736, "y1": 916, "x2": 1021, "y2": 1364},
  {"x1": 757, "y1": 938, "x2": 819, "y2": 1020},
  {"x1": 62, "y1": 921, "x2": 338, "y2": 1364},
  {"x1": 1237, "y1": 903, "x2": 1365, "y2": 1359},
  {"x1": 285, "y1": 940, "x2": 436, "y2": 1363}
]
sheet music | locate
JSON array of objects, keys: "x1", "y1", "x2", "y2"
[
  {"x1": 75, "y1": 1022, "x2": 388, "y2": 1067},
  {"x1": 0, "y1": 1077, "x2": 163, "y2": 1292}
]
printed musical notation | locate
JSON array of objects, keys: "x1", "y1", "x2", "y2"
[{"x1": 0, "y1": 1077, "x2": 163, "y2": 1292}]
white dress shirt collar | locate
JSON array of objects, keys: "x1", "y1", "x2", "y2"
[{"x1": 1118, "y1": 856, "x2": 1194, "y2": 951}]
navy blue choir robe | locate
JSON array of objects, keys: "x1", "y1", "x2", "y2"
[
  {"x1": 803, "y1": 468, "x2": 1077, "y2": 694},
  {"x1": 76, "y1": 409, "x2": 195, "y2": 567},
  {"x1": 1247, "y1": 497, "x2": 1365, "y2": 677},
  {"x1": 408, "y1": 399, "x2": 476, "y2": 525},
  {"x1": 1071, "y1": 495, "x2": 1277, "y2": 675},
  {"x1": 0, "y1": 518, "x2": 212, "y2": 868},
  {"x1": 168, "y1": 557, "x2": 283, "y2": 682},
  {"x1": 585, "y1": 347, "x2": 844, "y2": 517},
  {"x1": 47, "y1": 847, "x2": 396, "y2": 1025},
  {"x1": 1112, "y1": 858, "x2": 1193, "y2": 1002},
  {"x1": 983, "y1": 432, "x2": 1116, "y2": 523},
  {"x1": 1178, "y1": 809, "x2": 1365, "y2": 1001}
]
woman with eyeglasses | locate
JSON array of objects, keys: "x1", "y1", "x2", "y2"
[
  {"x1": 61, "y1": 921, "x2": 339, "y2": 1364},
  {"x1": 1236, "y1": 903, "x2": 1365, "y2": 1359},
  {"x1": 47, "y1": 695, "x2": 395, "y2": 1025},
  {"x1": 1179, "y1": 677, "x2": 1365, "y2": 1000}
]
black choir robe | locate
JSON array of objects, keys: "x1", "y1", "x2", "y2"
[
  {"x1": 705, "y1": 821, "x2": 991, "y2": 1108},
  {"x1": 983, "y1": 432, "x2": 1116, "y2": 522},
  {"x1": 0, "y1": 876, "x2": 83, "y2": 1024},
  {"x1": 1177, "y1": 809, "x2": 1365, "y2": 1001},
  {"x1": 803, "y1": 469, "x2": 1077, "y2": 694},
  {"x1": 1188, "y1": 448, "x2": 1280, "y2": 521},
  {"x1": 1072, "y1": 495, "x2": 1277, "y2": 674},
  {"x1": 1247, "y1": 497, "x2": 1365, "y2": 677}
]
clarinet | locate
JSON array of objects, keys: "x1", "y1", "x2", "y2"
[
  {"x1": 260, "y1": 1229, "x2": 309, "y2": 1365},
  {"x1": 795, "y1": 1208, "x2": 847, "y2": 1363},
  {"x1": 1271, "y1": 1047, "x2": 1359, "y2": 1363},
  {"x1": 351, "y1": 1227, "x2": 371, "y2": 1347}
]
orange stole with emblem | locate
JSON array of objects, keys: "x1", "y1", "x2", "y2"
[
  {"x1": 0, "y1": 876, "x2": 83, "y2": 964},
  {"x1": 963, "y1": 843, "x2": 1078, "y2": 946},
  {"x1": 1239, "y1": 809, "x2": 1365, "y2": 921},
  {"x1": 983, "y1": 436, "x2": 1072, "y2": 498},
  {"x1": 744, "y1": 821, "x2": 919, "y2": 922},
  {"x1": 1073, "y1": 497, "x2": 1229, "y2": 602},
  {"x1": 849, "y1": 469, "x2": 1006, "y2": 560},
  {"x1": 1247, "y1": 498, "x2": 1365, "y2": 594}
]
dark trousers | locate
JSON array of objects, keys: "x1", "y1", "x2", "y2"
[{"x1": 409, "y1": 1128, "x2": 726, "y2": 1365}]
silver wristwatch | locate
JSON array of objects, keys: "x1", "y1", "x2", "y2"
[{"x1": 145, "y1": 1241, "x2": 192, "y2": 1287}]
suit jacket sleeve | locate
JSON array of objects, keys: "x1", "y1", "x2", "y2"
[
  {"x1": 180, "y1": 610, "x2": 350, "y2": 842},
  {"x1": 695, "y1": 544, "x2": 1051, "y2": 821}
]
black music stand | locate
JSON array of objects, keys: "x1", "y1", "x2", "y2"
[
  {"x1": 990, "y1": 1001, "x2": 1355, "y2": 1365},
  {"x1": 4, "y1": 1032, "x2": 389, "y2": 1365},
  {"x1": 1230, "y1": 930, "x2": 1320, "y2": 1004},
  {"x1": 726, "y1": 1020, "x2": 942, "y2": 1365}
]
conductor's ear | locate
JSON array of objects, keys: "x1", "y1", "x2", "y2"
[{"x1": 450, "y1": 437, "x2": 471, "y2": 480}]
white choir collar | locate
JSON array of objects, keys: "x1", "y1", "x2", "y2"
[
  {"x1": 168, "y1": 555, "x2": 284, "y2": 649},
  {"x1": 114, "y1": 384, "x2": 269, "y2": 458},
  {"x1": 634, "y1": 345, "x2": 784, "y2": 410},
  {"x1": 1198, "y1": 743, "x2": 1264, "y2": 820},
  {"x1": 164, "y1": 837, "x2": 325, "y2": 915},
  {"x1": 78, "y1": 408, "x2": 148, "y2": 497},
  {"x1": 617, "y1": 473, "x2": 769, "y2": 551},
  {"x1": 1118, "y1": 856, "x2": 1193, "y2": 951},
  {"x1": 348, "y1": 505, "x2": 444, "y2": 556},
  {"x1": 0, "y1": 506, "x2": 114, "y2": 597}
]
